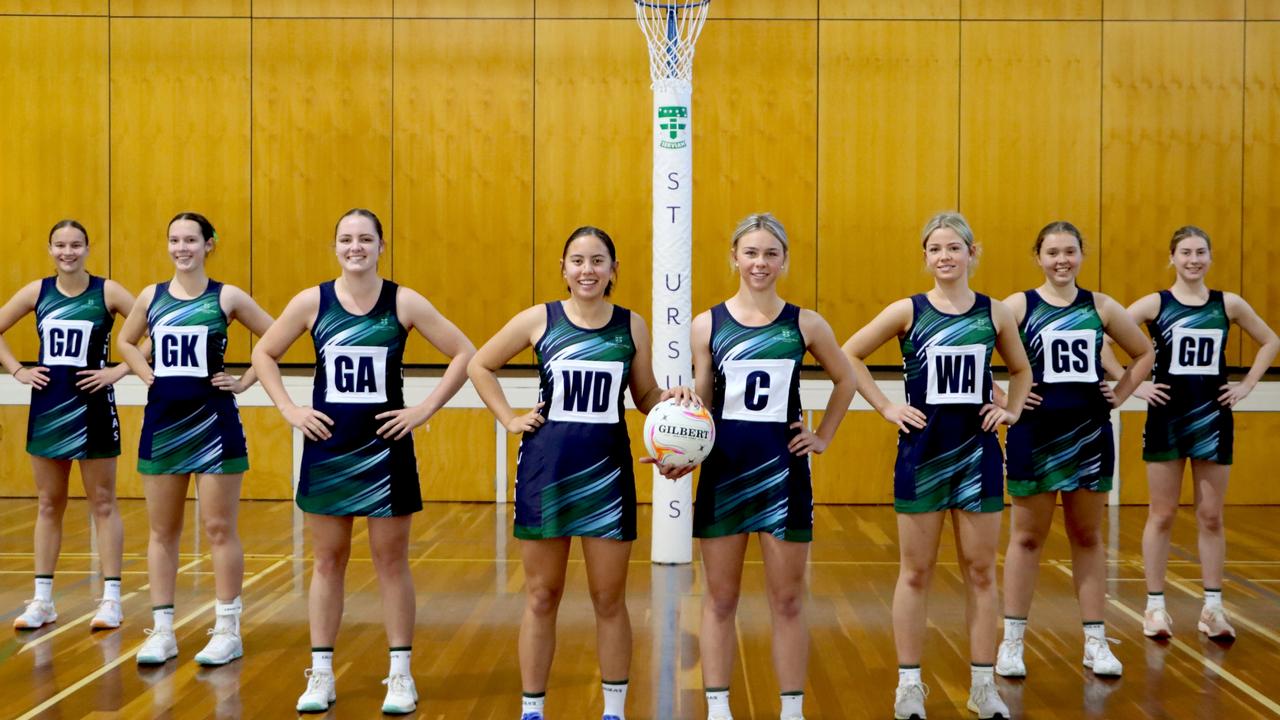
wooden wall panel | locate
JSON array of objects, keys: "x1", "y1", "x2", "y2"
[
  {"x1": 691, "y1": 19, "x2": 817, "y2": 316},
  {"x1": 1249, "y1": 1, "x2": 1280, "y2": 20},
  {"x1": 533, "y1": 20, "x2": 651, "y2": 318},
  {"x1": 393, "y1": 19, "x2": 533, "y2": 364},
  {"x1": 1101, "y1": 22, "x2": 1244, "y2": 363},
  {"x1": 109, "y1": 0, "x2": 248, "y2": 15},
  {"x1": 110, "y1": 18, "x2": 253, "y2": 362},
  {"x1": 960, "y1": 21, "x2": 1101, "y2": 303},
  {"x1": 961, "y1": 0, "x2": 1099, "y2": 19},
  {"x1": 810, "y1": 411, "x2": 900, "y2": 504},
  {"x1": 0, "y1": 0, "x2": 104, "y2": 12},
  {"x1": 534, "y1": 1, "x2": 629, "y2": 19},
  {"x1": 0, "y1": 17, "x2": 108, "y2": 364},
  {"x1": 252, "y1": 19, "x2": 392, "y2": 363},
  {"x1": 238, "y1": 406, "x2": 293, "y2": 499},
  {"x1": 414, "y1": 408, "x2": 494, "y2": 501},
  {"x1": 252, "y1": 0, "x2": 391, "y2": 16},
  {"x1": 819, "y1": 0, "x2": 958, "y2": 18},
  {"x1": 0, "y1": 406, "x2": 29, "y2": 497},
  {"x1": 1243, "y1": 23, "x2": 1280, "y2": 367},
  {"x1": 394, "y1": 0, "x2": 530, "y2": 16},
  {"x1": 817, "y1": 20, "x2": 959, "y2": 366},
  {"x1": 709, "y1": 0, "x2": 816, "y2": 18},
  {"x1": 1103, "y1": 1, "x2": 1244, "y2": 20}
]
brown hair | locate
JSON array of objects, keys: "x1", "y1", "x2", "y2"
[
  {"x1": 1033, "y1": 220, "x2": 1084, "y2": 255},
  {"x1": 1169, "y1": 225, "x2": 1210, "y2": 254}
]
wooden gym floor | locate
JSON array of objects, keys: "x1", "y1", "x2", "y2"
[{"x1": 2, "y1": 500, "x2": 1279, "y2": 719}]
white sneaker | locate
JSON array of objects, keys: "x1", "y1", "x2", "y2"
[
  {"x1": 1198, "y1": 605, "x2": 1237, "y2": 640},
  {"x1": 967, "y1": 679, "x2": 1010, "y2": 719},
  {"x1": 296, "y1": 669, "x2": 336, "y2": 713},
  {"x1": 194, "y1": 627, "x2": 243, "y2": 666},
  {"x1": 1083, "y1": 635, "x2": 1123, "y2": 677},
  {"x1": 708, "y1": 715, "x2": 733, "y2": 720},
  {"x1": 894, "y1": 682, "x2": 928, "y2": 719},
  {"x1": 90, "y1": 598, "x2": 123, "y2": 630},
  {"x1": 1142, "y1": 607, "x2": 1173, "y2": 638},
  {"x1": 13, "y1": 599, "x2": 57, "y2": 630},
  {"x1": 381, "y1": 673, "x2": 418, "y2": 714},
  {"x1": 136, "y1": 627, "x2": 178, "y2": 664},
  {"x1": 995, "y1": 636, "x2": 1026, "y2": 678}
]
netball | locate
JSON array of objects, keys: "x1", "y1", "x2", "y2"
[{"x1": 643, "y1": 398, "x2": 715, "y2": 468}]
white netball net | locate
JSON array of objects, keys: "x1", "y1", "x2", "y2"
[{"x1": 635, "y1": 0, "x2": 710, "y2": 91}]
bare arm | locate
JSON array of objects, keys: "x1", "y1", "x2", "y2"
[
  {"x1": 467, "y1": 305, "x2": 545, "y2": 433},
  {"x1": 988, "y1": 299, "x2": 1031, "y2": 430},
  {"x1": 217, "y1": 284, "x2": 276, "y2": 392},
  {"x1": 73, "y1": 280, "x2": 141, "y2": 392},
  {"x1": 1097, "y1": 293, "x2": 1155, "y2": 405},
  {"x1": 1222, "y1": 292, "x2": 1280, "y2": 407},
  {"x1": 792, "y1": 309, "x2": 856, "y2": 456},
  {"x1": 691, "y1": 311, "x2": 714, "y2": 408},
  {"x1": 116, "y1": 285, "x2": 157, "y2": 385},
  {"x1": 373, "y1": 287, "x2": 477, "y2": 440},
  {"x1": 0, "y1": 281, "x2": 42, "y2": 383},
  {"x1": 840, "y1": 298, "x2": 926, "y2": 432},
  {"x1": 250, "y1": 287, "x2": 332, "y2": 440}
]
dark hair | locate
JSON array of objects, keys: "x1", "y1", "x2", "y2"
[
  {"x1": 334, "y1": 208, "x2": 383, "y2": 241},
  {"x1": 561, "y1": 226, "x2": 617, "y2": 296},
  {"x1": 1033, "y1": 220, "x2": 1084, "y2": 255},
  {"x1": 168, "y1": 212, "x2": 217, "y2": 247},
  {"x1": 48, "y1": 219, "x2": 89, "y2": 245},
  {"x1": 1170, "y1": 225, "x2": 1210, "y2": 254}
]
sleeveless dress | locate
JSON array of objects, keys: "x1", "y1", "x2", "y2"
[
  {"x1": 27, "y1": 275, "x2": 121, "y2": 460},
  {"x1": 693, "y1": 302, "x2": 811, "y2": 542},
  {"x1": 894, "y1": 293, "x2": 1003, "y2": 514},
  {"x1": 514, "y1": 302, "x2": 636, "y2": 540},
  {"x1": 297, "y1": 280, "x2": 420, "y2": 517}
]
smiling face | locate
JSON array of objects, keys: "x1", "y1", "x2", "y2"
[
  {"x1": 48, "y1": 225, "x2": 89, "y2": 274},
  {"x1": 167, "y1": 218, "x2": 212, "y2": 272},
  {"x1": 1037, "y1": 232, "x2": 1082, "y2": 285},
  {"x1": 561, "y1": 233, "x2": 616, "y2": 300},
  {"x1": 923, "y1": 227, "x2": 974, "y2": 281},
  {"x1": 732, "y1": 229, "x2": 787, "y2": 292},
  {"x1": 1171, "y1": 233, "x2": 1211, "y2": 282},
  {"x1": 334, "y1": 213, "x2": 383, "y2": 273}
]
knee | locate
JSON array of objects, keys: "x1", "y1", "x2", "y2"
[
  {"x1": 312, "y1": 546, "x2": 350, "y2": 579},
  {"x1": 1011, "y1": 530, "x2": 1044, "y2": 555},
  {"x1": 899, "y1": 563, "x2": 935, "y2": 592},
  {"x1": 36, "y1": 491, "x2": 68, "y2": 518},
  {"x1": 1147, "y1": 507, "x2": 1177, "y2": 533},
  {"x1": 201, "y1": 516, "x2": 238, "y2": 547},
  {"x1": 1196, "y1": 507, "x2": 1224, "y2": 534},
  {"x1": 526, "y1": 584, "x2": 564, "y2": 618},
  {"x1": 1065, "y1": 522, "x2": 1102, "y2": 550},
  {"x1": 769, "y1": 587, "x2": 804, "y2": 622},
  {"x1": 704, "y1": 586, "x2": 741, "y2": 622},
  {"x1": 88, "y1": 492, "x2": 117, "y2": 521},
  {"x1": 589, "y1": 585, "x2": 627, "y2": 619},
  {"x1": 370, "y1": 544, "x2": 408, "y2": 577},
  {"x1": 964, "y1": 560, "x2": 996, "y2": 592}
]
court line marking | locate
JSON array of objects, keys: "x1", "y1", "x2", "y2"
[
  {"x1": 1155, "y1": 568, "x2": 1280, "y2": 649},
  {"x1": 14, "y1": 558, "x2": 288, "y2": 720},
  {"x1": 1051, "y1": 563, "x2": 1280, "y2": 716},
  {"x1": 18, "y1": 557, "x2": 204, "y2": 654}
]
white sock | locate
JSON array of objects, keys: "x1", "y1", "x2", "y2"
[
  {"x1": 1146, "y1": 592, "x2": 1165, "y2": 611},
  {"x1": 311, "y1": 647, "x2": 334, "y2": 673},
  {"x1": 389, "y1": 646, "x2": 411, "y2": 676},
  {"x1": 1083, "y1": 622, "x2": 1106, "y2": 642},
  {"x1": 103, "y1": 577, "x2": 122, "y2": 603},
  {"x1": 897, "y1": 666, "x2": 922, "y2": 687},
  {"x1": 971, "y1": 664, "x2": 994, "y2": 687},
  {"x1": 214, "y1": 596, "x2": 242, "y2": 633},
  {"x1": 1204, "y1": 588, "x2": 1223, "y2": 609},
  {"x1": 1003, "y1": 616, "x2": 1027, "y2": 641},
  {"x1": 602, "y1": 679, "x2": 627, "y2": 717},
  {"x1": 706, "y1": 688, "x2": 731, "y2": 716},
  {"x1": 780, "y1": 691, "x2": 804, "y2": 717},
  {"x1": 153, "y1": 605, "x2": 174, "y2": 632},
  {"x1": 522, "y1": 692, "x2": 545, "y2": 715},
  {"x1": 34, "y1": 575, "x2": 53, "y2": 602}
]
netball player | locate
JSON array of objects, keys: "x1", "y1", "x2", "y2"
[
  {"x1": 116, "y1": 212, "x2": 274, "y2": 666},
  {"x1": 0, "y1": 220, "x2": 134, "y2": 630},
  {"x1": 690, "y1": 213, "x2": 856, "y2": 720},
  {"x1": 843, "y1": 212, "x2": 1031, "y2": 720}
]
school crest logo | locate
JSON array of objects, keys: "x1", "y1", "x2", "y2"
[{"x1": 658, "y1": 106, "x2": 688, "y2": 149}]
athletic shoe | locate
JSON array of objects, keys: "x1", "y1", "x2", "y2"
[
  {"x1": 894, "y1": 682, "x2": 928, "y2": 719},
  {"x1": 966, "y1": 679, "x2": 1009, "y2": 719},
  {"x1": 296, "y1": 669, "x2": 336, "y2": 713},
  {"x1": 519, "y1": 714, "x2": 543, "y2": 720},
  {"x1": 1083, "y1": 636, "x2": 1123, "y2": 676},
  {"x1": 13, "y1": 599, "x2": 57, "y2": 630},
  {"x1": 136, "y1": 627, "x2": 178, "y2": 664},
  {"x1": 90, "y1": 598, "x2": 123, "y2": 630},
  {"x1": 995, "y1": 636, "x2": 1026, "y2": 678},
  {"x1": 780, "y1": 715, "x2": 805, "y2": 720},
  {"x1": 708, "y1": 715, "x2": 733, "y2": 720},
  {"x1": 194, "y1": 627, "x2": 243, "y2": 666},
  {"x1": 381, "y1": 673, "x2": 418, "y2": 714},
  {"x1": 1142, "y1": 608, "x2": 1173, "y2": 638},
  {"x1": 603, "y1": 716, "x2": 623, "y2": 720},
  {"x1": 1198, "y1": 606, "x2": 1236, "y2": 640}
]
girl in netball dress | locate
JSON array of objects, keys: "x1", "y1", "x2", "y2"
[
  {"x1": 468, "y1": 226, "x2": 692, "y2": 720},
  {"x1": 994, "y1": 222, "x2": 1154, "y2": 680},
  {"x1": 1118, "y1": 226, "x2": 1277, "y2": 641},
  {"x1": 690, "y1": 213, "x2": 856, "y2": 720},
  {"x1": 0, "y1": 220, "x2": 135, "y2": 630},
  {"x1": 843, "y1": 212, "x2": 1031, "y2": 720},
  {"x1": 117, "y1": 212, "x2": 274, "y2": 666},
  {"x1": 253, "y1": 208, "x2": 475, "y2": 715}
]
